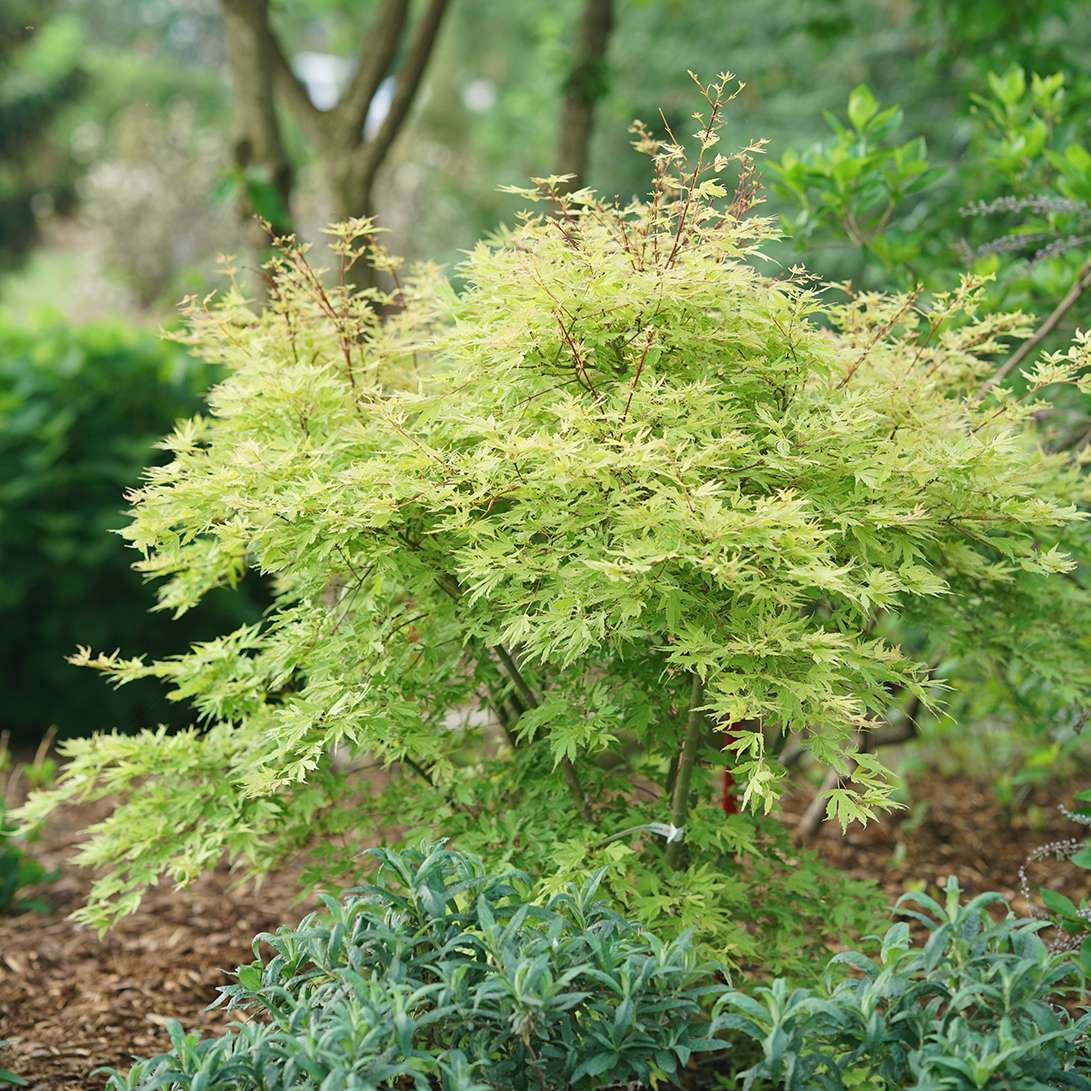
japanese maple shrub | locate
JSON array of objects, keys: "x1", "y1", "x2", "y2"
[{"x1": 20, "y1": 75, "x2": 1091, "y2": 965}]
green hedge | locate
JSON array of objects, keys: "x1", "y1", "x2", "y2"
[{"x1": 0, "y1": 314, "x2": 262, "y2": 744}]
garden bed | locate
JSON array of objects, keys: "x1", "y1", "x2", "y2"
[
  {"x1": 0, "y1": 800, "x2": 302, "y2": 1090},
  {"x1": 789, "y1": 773, "x2": 1091, "y2": 907},
  {"x1": 3, "y1": 774, "x2": 1088, "y2": 1090}
]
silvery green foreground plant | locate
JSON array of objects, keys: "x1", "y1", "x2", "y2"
[
  {"x1": 17, "y1": 75, "x2": 1091, "y2": 959},
  {"x1": 720, "y1": 876, "x2": 1091, "y2": 1090},
  {"x1": 105, "y1": 844, "x2": 726, "y2": 1091},
  {"x1": 106, "y1": 849, "x2": 1091, "y2": 1091}
]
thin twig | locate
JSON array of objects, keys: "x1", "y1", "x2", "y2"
[
  {"x1": 401, "y1": 544, "x2": 594, "y2": 822},
  {"x1": 619, "y1": 333, "x2": 656, "y2": 427},
  {"x1": 836, "y1": 289, "x2": 921, "y2": 390},
  {"x1": 493, "y1": 646, "x2": 593, "y2": 821},
  {"x1": 979, "y1": 256, "x2": 1091, "y2": 397}
]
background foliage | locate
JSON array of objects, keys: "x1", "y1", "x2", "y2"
[{"x1": 0, "y1": 316, "x2": 263, "y2": 744}]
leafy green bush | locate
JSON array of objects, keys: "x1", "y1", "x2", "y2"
[
  {"x1": 0, "y1": 314, "x2": 264, "y2": 743},
  {"x1": 351, "y1": 767, "x2": 886, "y2": 979},
  {"x1": 719, "y1": 876, "x2": 1091, "y2": 1090},
  {"x1": 0, "y1": 799, "x2": 51, "y2": 912},
  {"x1": 770, "y1": 82, "x2": 945, "y2": 284},
  {"x1": 106, "y1": 843, "x2": 726, "y2": 1091},
  {"x1": 19, "y1": 76, "x2": 1091, "y2": 977},
  {"x1": 773, "y1": 67, "x2": 1091, "y2": 308}
]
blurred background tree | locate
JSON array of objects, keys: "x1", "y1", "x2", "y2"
[{"x1": 0, "y1": 1, "x2": 83, "y2": 261}]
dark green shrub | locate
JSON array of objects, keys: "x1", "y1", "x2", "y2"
[
  {"x1": 0, "y1": 314, "x2": 264, "y2": 743},
  {"x1": 0, "y1": 4, "x2": 85, "y2": 261},
  {"x1": 105, "y1": 843, "x2": 727, "y2": 1091},
  {"x1": 718, "y1": 876, "x2": 1091, "y2": 1090}
]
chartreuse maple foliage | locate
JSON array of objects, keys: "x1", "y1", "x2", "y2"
[{"x1": 18, "y1": 76, "x2": 1091, "y2": 956}]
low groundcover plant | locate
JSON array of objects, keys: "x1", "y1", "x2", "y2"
[
  {"x1": 107, "y1": 851, "x2": 1091, "y2": 1091},
  {"x1": 16, "y1": 74, "x2": 1091, "y2": 973},
  {"x1": 720, "y1": 876, "x2": 1091, "y2": 1090},
  {"x1": 105, "y1": 843, "x2": 726, "y2": 1091}
]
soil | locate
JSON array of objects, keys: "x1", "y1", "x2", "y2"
[
  {"x1": 789, "y1": 773, "x2": 1091, "y2": 912},
  {"x1": 0, "y1": 799, "x2": 306, "y2": 1091},
  {"x1": 2, "y1": 773, "x2": 1089, "y2": 1090}
]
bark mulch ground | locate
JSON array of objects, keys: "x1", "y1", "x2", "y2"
[
  {"x1": 2, "y1": 774, "x2": 1089, "y2": 1089},
  {"x1": 0, "y1": 799, "x2": 306, "y2": 1091},
  {"x1": 791, "y1": 773, "x2": 1091, "y2": 911}
]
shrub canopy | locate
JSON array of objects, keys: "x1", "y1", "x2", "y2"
[{"x1": 21, "y1": 77, "x2": 1091, "y2": 945}]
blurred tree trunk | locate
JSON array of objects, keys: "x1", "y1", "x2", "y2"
[
  {"x1": 555, "y1": 0, "x2": 615, "y2": 193},
  {"x1": 221, "y1": 0, "x2": 294, "y2": 245},
  {"x1": 218, "y1": 0, "x2": 450, "y2": 290}
]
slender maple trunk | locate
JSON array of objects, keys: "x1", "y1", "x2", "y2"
[{"x1": 666, "y1": 674, "x2": 704, "y2": 869}]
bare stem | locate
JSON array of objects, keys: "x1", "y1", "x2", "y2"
[
  {"x1": 665, "y1": 674, "x2": 705, "y2": 869},
  {"x1": 795, "y1": 763, "x2": 841, "y2": 840},
  {"x1": 410, "y1": 543, "x2": 593, "y2": 822},
  {"x1": 979, "y1": 256, "x2": 1091, "y2": 397},
  {"x1": 493, "y1": 645, "x2": 593, "y2": 821}
]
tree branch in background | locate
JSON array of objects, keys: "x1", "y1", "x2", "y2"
[
  {"x1": 554, "y1": 0, "x2": 614, "y2": 193},
  {"x1": 979, "y1": 256, "x2": 1091, "y2": 396},
  {"x1": 258, "y1": 14, "x2": 324, "y2": 137},
  {"x1": 339, "y1": 0, "x2": 410, "y2": 134},
  {"x1": 221, "y1": 0, "x2": 294, "y2": 238},
  {"x1": 218, "y1": 0, "x2": 451, "y2": 285},
  {"x1": 357, "y1": 0, "x2": 451, "y2": 196}
]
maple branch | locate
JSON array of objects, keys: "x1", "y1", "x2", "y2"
[
  {"x1": 493, "y1": 645, "x2": 593, "y2": 821},
  {"x1": 979, "y1": 256, "x2": 1091, "y2": 397},
  {"x1": 619, "y1": 334, "x2": 655, "y2": 426},
  {"x1": 665, "y1": 673, "x2": 705, "y2": 868},
  {"x1": 417, "y1": 552, "x2": 593, "y2": 823}
]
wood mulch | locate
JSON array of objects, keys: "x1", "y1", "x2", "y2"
[
  {"x1": 790, "y1": 773, "x2": 1091, "y2": 912},
  {"x1": 2, "y1": 772, "x2": 1089, "y2": 1089},
  {"x1": 0, "y1": 799, "x2": 307, "y2": 1091}
]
